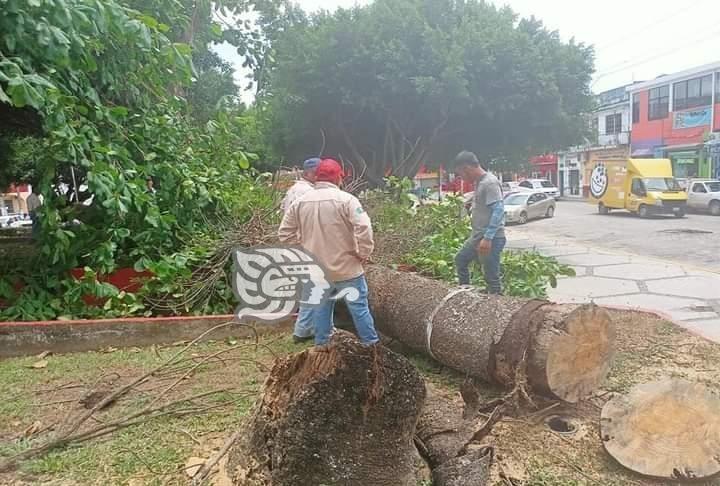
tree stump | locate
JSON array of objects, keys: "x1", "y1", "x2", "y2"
[
  {"x1": 226, "y1": 332, "x2": 426, "y2": 485},
  {"x1": 601, "y1": 379, "x2": 720, "y2": 481},
  {"x1": 366, "y1": 265, "x2": 615, "y2": 402},
  {"x1": 415, "y1": 386, "x2": 493, "y2": 486}
]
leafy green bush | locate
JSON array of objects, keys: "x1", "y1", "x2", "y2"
[
  {"x1": 0, "y1": 0, "x2": 277, "y2": 321},
  {"x1": 404, "y1": 199, "x2": 575, "y2": 298}
]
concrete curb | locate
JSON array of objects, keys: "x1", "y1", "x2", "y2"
[
  {"x1": 0, "y1": 315, "x2": 292, "y2": 358},
  {"x1": 601, "y1": 304, "x2": 720, "y2": 343}
]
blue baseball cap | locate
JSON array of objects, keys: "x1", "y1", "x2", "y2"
[{"x1": 303, "y1": 158, "x2": 321, "y2": 170}]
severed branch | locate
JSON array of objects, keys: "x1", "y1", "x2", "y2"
[
  {"x1": 0, "y1": 321, "x2": 259, "y2": 473},
  {"x1": 191, "y1": 429, "x2": 243, "y2": 485}
]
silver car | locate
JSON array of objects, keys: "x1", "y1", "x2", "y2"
[
  {"x1": 504, "y1": 191, "x2": 556, "y2": 224},
  {"x1": 687, "y1": 180, "x2": 720, "y2": 216}
]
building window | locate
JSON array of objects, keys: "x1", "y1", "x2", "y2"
[
  {"x1": 673, "y1": 74, "x2": 713, "y2": 111},
  {"x1": 605, "y1": 113, "x2": 622, "y2": 134},
  {"x1": 716, "y1": 72, "x2": 720, "y2": 97},
  {"x1": 648, "y1": 85, "x2": 669, "y2": 120},
  {"x1": 632, "y1": 93, "x2": 640, "y2": 123}
]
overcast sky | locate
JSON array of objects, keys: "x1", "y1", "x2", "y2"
[{"x1": 216, "y1": 0, "x2": 720, "y2": 101}]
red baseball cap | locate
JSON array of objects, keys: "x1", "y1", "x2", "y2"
[{"x1": 315, "y1": 158, "x2": 345, "y2": 183}]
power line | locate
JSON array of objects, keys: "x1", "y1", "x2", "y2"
[
  {"x1": 593, "y1": 27, "x2": 720, "y2": 81},
  {"x1": 595, "y1": 0, "x2": 709, "y2": 52}
]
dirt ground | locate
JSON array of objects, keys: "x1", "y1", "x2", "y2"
[{"x1": 1, "y1": 309, "x2": 719, "y2": 485}]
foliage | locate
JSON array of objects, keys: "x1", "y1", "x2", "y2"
[
  {"x1": 0, "y1": 136, "x2": 40, "y2": 188},
  {"x1": 264, "y1": 0, "x2": 595, "y2": 182},
  {"x1": 401, "y1": 197, "x2": 575, "y2": 298},
  {"x1": 0, "y1": 0, "x2": 281, "y2": 321}
]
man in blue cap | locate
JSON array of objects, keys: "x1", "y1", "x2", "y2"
[
  {"x1": 281, "y1": 157, "x2": 320, "y2": 213},
  {"x1": 281, "y1": 157, "x2": 320, "y2": 342}
]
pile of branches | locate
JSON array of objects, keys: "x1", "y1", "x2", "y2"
[
  {"x1": 147, "y1": 206, "x2": 280, "y2": 314},
  {"x1": 0, "y1": 323, "x2": 269, "y2": 475}
]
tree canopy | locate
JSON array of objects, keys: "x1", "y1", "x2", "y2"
[
  {"x1": 0, "y1": 0, "x2": 272, "y2": 276},
  {"x1": 264, "y1": 0, "x2": 595, "y2": 181}
]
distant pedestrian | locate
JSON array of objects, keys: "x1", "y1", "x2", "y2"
[
  {"x1": 280, "y1": 158, "x2": 320, "y2": 213},
  {"x1": 278, "y1": 158, "x2": 379, "y2": 346},
  {"x1": 452, "y1": 151, "x2": 506, "y2": 294},
  {"x1": 26, "y1": 191, "x2": 42, "y2": 238},
  {"x1": 146, "y1": 177, "x2": 156, "y2": 195},
  {"x1": 279, "y1": 157, "x2": 321, "y2": 342}
]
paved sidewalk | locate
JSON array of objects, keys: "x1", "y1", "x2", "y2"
[{"x1": 506, "y1": 228, "x2": 720, "y2": 343}]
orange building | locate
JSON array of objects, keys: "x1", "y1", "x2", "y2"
[{"x1": 628, "y1": 62, "x2": 720, "y2": 179}]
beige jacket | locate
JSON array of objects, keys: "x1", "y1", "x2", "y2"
[
  {"x1": 278, "y1": 182, "x2": 374, "y2": 282},
  {"x1": 280, "y1": 179, "x2": 313, "y2": 213}
]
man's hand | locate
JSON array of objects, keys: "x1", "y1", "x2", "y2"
[{"x1": 476, "y1": 238, "x2": 492, "y2": 256}]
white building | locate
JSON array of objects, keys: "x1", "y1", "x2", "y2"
[{"x1": 595, "y1": 85, "x2": 631, "y2": 147}]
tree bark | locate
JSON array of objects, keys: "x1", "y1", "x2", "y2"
[
  {"x1": 415, "y1": 386, "x2": 493, "y2": 486},
  {"x1": 227, "y1": 332, "x2": 427, "y2": 486},
  {"x1": 365, "y1": 266, "x2": 615, "y2": 403}
]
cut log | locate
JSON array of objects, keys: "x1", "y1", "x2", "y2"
[
  {"x1": 601, "y1": 379, "x2": 720, "y2": 481},
  {"x1": 366, "y1": 265, "x2": 615, "y2": 402},
  {"x1": 226, "y1": 332, "x2": 426, "y2": 486},
  {"x1": 415, "y1": 386, "x2": 493, "y2": 486}
]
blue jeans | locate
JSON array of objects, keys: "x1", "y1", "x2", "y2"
[
  {"x1": 455, "y1": 234, "x2": 506, "y2": 294},
  {"x1": 293, "y1": 305, "x2": 314, "y2": 338},
  {"x1": 313, "y1": 275, "x2": 379, "y2": 346}
]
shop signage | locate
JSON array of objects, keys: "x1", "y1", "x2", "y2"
[{"x1": 673, "y1": 107, "x2": 711, "y2": 129}]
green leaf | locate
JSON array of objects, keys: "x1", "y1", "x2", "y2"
[
  {"x1": 139, "y1": 14, "x2": 159, "y2": 30},
  {"x1": 238, "y1": 151, "x2": 249, "y2": 169},
  {"x1": 210, "y1": 23, "x2": 223, "y2": 38},
  {"x1": 109, "y1": 106, "x2": 129, "y2": 117},
  {"x1": 0, "y1": 85, "x2": 10, "y2": 104},
  {"x1": 4, "y1": 34, "x2": 16, "y2": 52},
  {"x1": 173, "y1": 43, "x2": 192, "y2": 56}
]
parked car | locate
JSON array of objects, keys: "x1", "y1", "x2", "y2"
[
  {"x1": 504, "y1": 191, "x2": 555, "y2": 224},
  {"x1": 0, "y1": 214, "x2": 21, "y2": 228},
  {"x1": 686, "y1": 180, "x2": 720, "y2": 216},
  {"x1": 9, "y1": 218, "x2": 32, "y2": 228},
  {"x1": 501, "y1": 181, "x2": 521, "y2": 194},
  {"x1": 518, "y1": 179, "x2": 560, "y2": 199}
]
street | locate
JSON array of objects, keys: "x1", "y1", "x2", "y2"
[
  {"x1": 505, "y1": 199, "x2": 720, "y2": 342},
  {"x1": 515, "y1": 199, "x2": 720, "y2": 272}
]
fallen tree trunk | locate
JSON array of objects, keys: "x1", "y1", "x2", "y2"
[
  {"x1": 226, "y1": 332, "x2": 426, "y2": 486},
  {"x1": 366, "y1": 266, "x2": 615, "y2": 403}
]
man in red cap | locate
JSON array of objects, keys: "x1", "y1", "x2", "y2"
[{"x1": 279, "y1": 158, "x2": 379, "y2": 346}]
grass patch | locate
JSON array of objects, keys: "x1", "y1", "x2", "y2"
[
  {"x1": 0, "y1": 334, "x2": 307, "y2": 485},
  {"x1": 4, "y1": 310, "x2": 720, "y2": 485}
]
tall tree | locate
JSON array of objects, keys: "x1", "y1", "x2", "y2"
[{"x1": 264, "y1": 0, "x2": 595, "y2": 182}]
